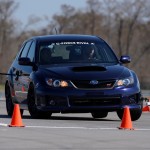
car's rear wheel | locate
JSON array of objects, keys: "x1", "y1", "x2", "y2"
[
  {"x1": 28, "y1": 84, "x2": 52, "y2": 119},
  {"x1": 5, "y1": 82, "x2": 24, "y2": 117},
  {"x1": 91, "y1": 112, "x2": 108, "y2": 119},
  {"x1": 5, "y1": 82, "x2": 14, "y2": 116},
  {"x1": 117, "y1": 108, "x2": 142, "y2": 121}
]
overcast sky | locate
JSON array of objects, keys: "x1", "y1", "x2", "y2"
[{"x1": 14, "y1": 0, "x2": 87, "y2": 28}]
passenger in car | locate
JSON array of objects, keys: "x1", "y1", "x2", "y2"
[
  {"x1": 40, "y1": 47, "x2": 52, "y2": 64},
  {"x1": 69, "y1": 46, "x2": 82, "y2": 61},
  {"x1": 83, "y1": 45, "x2": 95, "y2": 60}
]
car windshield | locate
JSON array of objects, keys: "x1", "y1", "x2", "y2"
[{"x1": 38, "y1": 41, "x2": 118, "y2": 65}]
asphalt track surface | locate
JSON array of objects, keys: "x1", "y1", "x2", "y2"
[{"x1": 0, "y1": 92, "x2": 150, "y2": 150}]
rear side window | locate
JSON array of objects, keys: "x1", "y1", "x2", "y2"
[
  {"x1": 27, "y1": 41, "x2": 36, "y2": 62},
  {"x1": 20, "y1": 41, "x2": 32, "y2": 58}
]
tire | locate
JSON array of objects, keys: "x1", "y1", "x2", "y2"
[
  {"x1": 5, "y1": 83, "x2": 14, "y2": 116},
  {"x1": 117, "y1": 108, "x2": 142, "y2": 121},
  {"x1": 28, "y1": 84, "x2": 52, "y2": 119},
  {"x1": 91, "y1": 112, "x2": 108, "y2": 119},
  {"x1": 5, "y1": 83, "x2": 24, "y2": 117},
  {"x1": 5, "y1": 82, "x2": 24, "y2": 117}
]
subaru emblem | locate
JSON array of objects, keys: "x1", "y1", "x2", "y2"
[{"x1": 90, "y1": 80, "x2": 99, "y2": 85}]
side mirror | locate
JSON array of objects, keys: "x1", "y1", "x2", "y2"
[
  {"x1": 18, "y1": 57, "x2": 33, "y2": 66},
  {"x1": 120, "y1": 55, "x2": 131, "y2": 64}
]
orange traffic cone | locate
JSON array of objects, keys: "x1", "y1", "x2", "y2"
[
  {"x1": 142, "y1": 102, "x2": 150, "y2": 111},
  {"x1": 119, "y1": 106, "x2": 134, "y2": 130},
  {"x1": 9, "y1": 104, "x2": 25, "y2": 127},
  {"x1": 142, "y1": 105, "x2": 150, "y2": 112},
  {"x1": 22, "y1": 86, "x2": 25, "y2": 92}
]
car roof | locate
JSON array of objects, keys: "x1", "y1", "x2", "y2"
[{"x1": 27, "y1": 34, "x2": 104, "y2": 42}]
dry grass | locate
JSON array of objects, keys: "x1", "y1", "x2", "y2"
[{"x1": 0, "y1": 84, "x2": 4, "y2": 91}]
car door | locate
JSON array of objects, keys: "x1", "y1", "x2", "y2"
[
  {"x1": 19, "y1": 41, "x2": 36, "y2": 107},
  {"x1": 14, "y1": 40, "x2": 34, "y2": 106}
]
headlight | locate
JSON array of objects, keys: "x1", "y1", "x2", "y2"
[
  {"x1": 115, "y1": 77, "x2": 134, "y2": 87},
  {"x1": 46, "y1": 79, "x2": 69, "y2": 87}
]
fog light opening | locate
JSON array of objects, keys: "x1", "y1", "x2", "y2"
[
  {"x1": 129, "y1": 98, "x2": 136, "y2": 104},
  {"x1": 49, "y1": 100, "x2": 56, "y2": 106}
]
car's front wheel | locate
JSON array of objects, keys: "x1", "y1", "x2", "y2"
[
  {"x1": 117, "y1": 108, "x2": 142, "y2": 121},
  {"x1": 28, "y1": 84, "x2": 52, "y2": 119},
  {"x1": 91, "y1": 112, "x2": 108, "y2": 119}
]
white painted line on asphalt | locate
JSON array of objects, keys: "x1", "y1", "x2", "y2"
[
  {"x1": 26, "y1": 126, "x2": 118, "y2": 130},
  {"x1": 1, "y1": 123, "x2": 150, "y2": 131},
  {"x1": 135, "y1": 129, "x2": 150, "y2": 131},
  {"x1": 0, "y1": 123, "x2": 8, "y2": 127},
  {"x1": 25, "y1": 126, "x2": 150, "y2": 131},
  {"x1": 0, "y1": 123, "x2": 117, "y2": 129}
]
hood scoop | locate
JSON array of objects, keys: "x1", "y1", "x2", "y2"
[{"x1": 72, "y1": 66, "x2": 106, "y2": 72}]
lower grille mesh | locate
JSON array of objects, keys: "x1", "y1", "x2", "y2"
[{"x1": 69, "y1": 97, "x2": 121, "y2": 106}]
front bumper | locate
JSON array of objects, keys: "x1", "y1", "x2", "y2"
[{"x1": 35, "y1": 85, "x2": 142, "y2": 113}]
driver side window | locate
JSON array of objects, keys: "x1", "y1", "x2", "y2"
[{"x1": 20, "y1": 41, "x2": 32, "y2": 58}]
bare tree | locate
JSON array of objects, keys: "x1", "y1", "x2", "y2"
[
  {"x1": 86, "y1": 0, "x2": 101, "y2": 34},
  {"x1": 0, "y1": 0, "x2": 19, "y2": 82},
  {"x1": 52, "y1": 5, "x2": 76, "y2": 34},
  {"x1": 0, "y1": 0, "x2": 18, "y2": 53}
]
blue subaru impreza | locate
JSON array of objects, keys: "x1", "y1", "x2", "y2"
[{"x1": 5, "y1": 34, "x2": 143, "y2": 120}]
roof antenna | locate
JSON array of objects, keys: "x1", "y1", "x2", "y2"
[{"x1": 55, "y1": 28, "x2": 58, "y2": 34}]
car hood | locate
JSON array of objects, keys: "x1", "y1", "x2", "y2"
[{"x1": 39, "y1": 64, "x2": 131, "y2": 80}]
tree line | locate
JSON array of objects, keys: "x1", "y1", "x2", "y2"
[{"x1": 0, "y1": 0, "x2": 150, "y2": 89}]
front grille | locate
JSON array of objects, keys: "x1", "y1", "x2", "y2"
[
  {"x1": 69, "y1": 97, "x2": 121, "y2": 106},
  {"x1": 71, "y1": 80, "x2": 116, "y2": 89}
]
